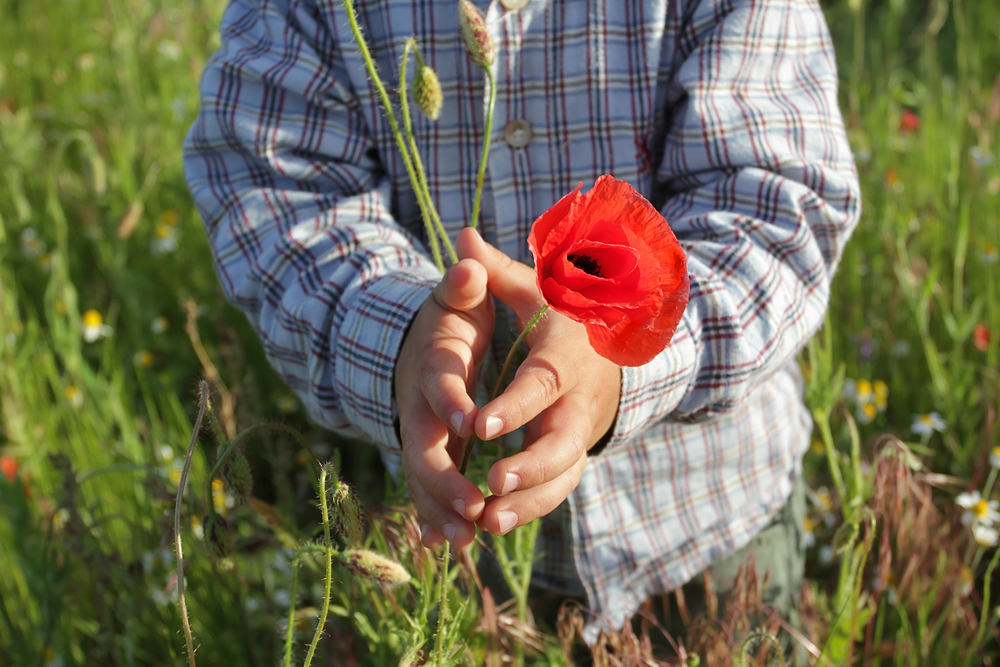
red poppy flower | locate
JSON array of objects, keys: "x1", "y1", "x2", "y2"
[
  {"x1": 899, "y1": 110, "x2": 920, "y2": 134},
  {"x1": 974, "y1": 323, "x2": 991, "y2": 352},
  {"x1": 0, "y1": 455, "x2": 17, "y2": 483},
  {"x1": 527, "y1": 175, "x2": 689, "y2": 366}
]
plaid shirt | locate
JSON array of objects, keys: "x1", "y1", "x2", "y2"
[{"x1": 184, "y1": 0, "x2": 859, "y2": 642}]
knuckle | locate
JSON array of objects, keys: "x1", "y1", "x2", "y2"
[{"x1": 533, "y1": 366, "x2": 562, "y2": 400}]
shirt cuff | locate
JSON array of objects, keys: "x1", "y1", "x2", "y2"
[
  {"x1": 598, "y1": 316, "x2": 697, "y2": 451},
  {"x1": 334, "y1": 273, "x2": 436, "y2": 462}
]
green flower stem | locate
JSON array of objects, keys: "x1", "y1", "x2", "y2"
[
  {"x1": 460, "y1": 304, "x2": 549, "y2": 475},
  {"x1": 400, "y1": 39, "x2": 456, "y2": 265},
  {"x1": 975, "y1": 543, "x2": 1000, "y2": 651},
  {"x1": 282, "y1": 545, "x2": 327, "y2": 667},
  {"x1": 303, "y1": 467, "x2": 336, "y2": 667},
  {"x1": 469, "y1": 68, "x2": 496, "y2": 230},
  {"x1": 814, "y1": 412, "x2": 849, "y2": 518},
  {"x1": 175, "y1": 381, "x2": 211, "y2": 667},
  {"x1": 432, "y1": 546, "x2": 452, "y2": 667},
  {"x1": 341, "y1": 0, "x2": 445, "y2": 272}
]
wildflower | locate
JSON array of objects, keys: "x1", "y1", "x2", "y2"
[
  {"x1": 842, "y1": 378, "x2": 858, "y2": 403},
  {"x1": 133, "y1": 350, "x2": 155, "y2": 368},
  {"x1": 855, "y1": 379, "x2": 873, "y2": 404},
  {"x1": 911, "y1": 412, "x2": 946, "y2": 438},
  {"x1": 884, "y1": 167, "x2": 903, "y2": 194},
  {"x1": 191, "y1": 515, "x2": 204, "y2": 540},
  {"x1": 412, "y1": 64, "x2": 443, "y2": 121},
  {"x1": 856, "y1": 401, "x2": 877, "y2": 425},
  {"x1": 816, "y1": 487, "x2": 836, "y2": 526},
  {"x1": 974, "y1": 323, "x2": 991, "y2": 352},
  {"x1": 853, "y1": 147, "x2": 872, "y2": 164},
  {"x1": 38, "y1": 253, "x2": 52, "y2": 272},
  {"x1": 157, "y1": 40, "x2": 182, "y2": 60},
  {"x1": 158, "y1": 445, "x2": 175, "y2": 463},
  {"x1": 899, "y1": 110, "x2": 920, "y2": 134},
  {"x1": 802, "y1": 516, "x2": 816, "y2": 548},
  {"x1": 973, "y1": 523, "x2": 999, "y2": 547},
  {"x1": 991, "y1": 446, "x2": 1000, "y2": 469},
  {"x1": 169, "y1": 459, "x2": 183, "y2": 485},
  {"x1": 959, "y1": 567, "x2": 974, "y2": 597},
  {"x1": 151, "y1": 221, "x2": 178, "y2": 255},
  {"x1": 20, "y1": 228, "x2": 47, "y2": 259},
  {"x1": 82, "y1": 309, "x2": 113, "y2": 343},
  {"x1": 970, "y1": 146, "x2": 995, "y2": 168},
  {"x1": 151, "y1": 316, "x2": 169, "y2": 334},
  {"x1": 527, "y1": 175, "x2": 688, "y2": 366},
  {"x1": 77, "y1": 53, "x2": 95, "y2": 72},
  {"x1": 890, "y1": 339, "x2": 911, "y2": 358},
  {"x1": 981, "y1": 242, "x2": 999, "y2": 264},
  {"x1": 818, "y1": 545, "x2": 834, "y2": 567},
  {"x1": 873, "y1": 380, "x2": 889, "y2": 411},
  {"x1": 810, "y1": 439, "x2": 824, "y2": 455},
  {"x1": 277, "y1": 395, "x2": 297, "y2": 414},
  {"x1": 0, "y1": 454, "x2": 18, "y2": 482},
  {"x1": 43, "y1": 647, "x2": 63, "y2": 667},
  {"x1": 13, "y1": 51, "x2": 28, "y2": 67},
  {"x1": 956, "y1": 491, "x2": 1000, "y2": 527},
  {"x1": 212, "y1": 478, "x2": 228, "y2": 514},
  {"x1": 64, "y1": 385, "x2": 83, "y2": 409},
  {"x1": 338, "y1": 549, "x2": 411, "y2": 587},
  {"x1": 873, "y1": 567, "x2": 898, "y2": 605}
]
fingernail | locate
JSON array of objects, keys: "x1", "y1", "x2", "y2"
[
  {"x1": 484, "y1": 416, "x2": 504, "y2": 440},
  {"x1": 453, "y1": 499, "x2": 466, "y2": 518},
  {"x1": 500, "y1": 473, "x2": 520, "y2": 496},
  {"x1": 449, "y1": 411, "x2": 464, "y2": 433},
  {"x1": 443, "y1": 523, "x2": 457, "y2": 542},
  {"x1": 497, "y1": 511, "x2": 518, "y2": 534},
  {"x1": 420, "y1": 524, "x2": 431, "y2": 542}
]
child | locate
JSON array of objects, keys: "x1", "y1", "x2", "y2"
[{"x1": 185, "y1": 0, "x2": 859, "y2": 642}]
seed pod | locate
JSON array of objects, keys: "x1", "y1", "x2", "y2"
[
  {"x1": 338, "y1": 548, "x2": 411, "y2": 587},
  {"x1": 203, "y1": 513, "x2": 232, "y2": 560},
  {"x1": 458, "y1": 0, "x2": 494, "y2": 70},
  {"x1": 328, "y1": 480, "x2": 365, "y2": 546},
  {"x1": 221, "y1": 447, "x2": 253, "y2": 508},
  {"x1": 412, "y1": 65, "x2": 443, "y2": 121}
]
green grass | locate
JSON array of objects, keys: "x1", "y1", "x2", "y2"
[{"x1": 1, "y1": 0, "x2": 999, "y2": 664}]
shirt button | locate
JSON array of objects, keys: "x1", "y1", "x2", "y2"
[
  {"x1": 500, "y1": 0, "x2": 529, "y2": 9},
  {"x1": 503, "y1": 119, "x2": 533, "y2": 148}
]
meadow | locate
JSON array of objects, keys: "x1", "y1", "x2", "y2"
[{"x1": 1, "y1": 0, "x2": 999, "y2": 664}]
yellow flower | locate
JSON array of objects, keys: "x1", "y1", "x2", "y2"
[
  {"x1": 856, "y1": 401, "x2": 877, "y2": 425},
  {"x1": 64, "y1": 385, "x2": 83, "y2": 409},
  {"x1": 169, "y1": 460, "x2": 183, "y2": 484},
  {"x1": 161, "y1": 209, "x2": 179, "y2": 226},
  {"x1": 991, "y1": 446, "x2": 1000, "y2": 469},
  {"x1": 77, "y1": 53, "x2": 95, "y2": 72},
  {"x1": 856, "y1": 379, "x2": 873, "y2": 403},
  {"x1": 212, "y1": 478, "x2": 228, "y2": 514},
  {"x1": 873, "y1": 380, "x2": 889, "y2": 410},
  {"x1": 191, "y1": 515, "x2": 204, "y2": 540},
  {"x1": 82, "y1": 309, "x2": 112, "y2": 343},
  {"x1": 959, "y1": 567, "x2": 974, "y2": 597},
  {"x1": 133, "y1": 350, "x2": 155, "y2": 368},
  {"x1": 981, "y1": 242, "x2": 999, "y2": 265}
]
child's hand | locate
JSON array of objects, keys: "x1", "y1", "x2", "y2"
[
  {"x1": 455, "y1": 228, "x2": 622, "y2": 536},
  {"x1": 395, "y1": 258, "x2": 494, "y2": 550}
]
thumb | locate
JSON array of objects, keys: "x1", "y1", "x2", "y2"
[
  {"x1": 456, "y1": 227, "x2": 545, "y2": 322},
  {"x1": 433, "y1": 257, "x2": 489, "y2": 313}
]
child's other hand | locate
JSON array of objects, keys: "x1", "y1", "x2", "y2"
[
  {"x1": 455, "y1": 228, "x2": 622, "y2": 536},
  {"x1": 395, "y1": 258, "x2": 494, "y2": 550}
]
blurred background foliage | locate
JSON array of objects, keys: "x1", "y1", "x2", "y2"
[{"x1": 0, "y1": 0, "x2": 999, "y2": 664}]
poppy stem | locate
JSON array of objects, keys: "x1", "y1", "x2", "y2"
[
  {"x1": 459, "y1": 304, "x2": 549, "y2": 475},
  {"x1": 469, "y1": 68, "x2": 496, "y2": 231}
]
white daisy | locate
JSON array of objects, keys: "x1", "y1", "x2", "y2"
[
  {"x1": 81, "y1": 309, "x2": 113, "y2": 343},
  {"x1": 973, "y1": 523, "x2": 999, "y2": 547},
  {"x1": 957, "y1": 491, "x2": 1000, "y2": 526},
  {"x1": 911, "y1": 412, "x2": 946, "y2": 438}
]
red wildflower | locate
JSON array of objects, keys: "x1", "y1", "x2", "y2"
[
  {"x1": 974, "y1": 323, "x2": 991, "y2": 352},
  {"x1": 527, "y1": 175, "x2": 689, "y2": 366},
  {"x1": 0, "y1": 455, "x2": 17, "y2": 483},
  {"x1": 899, "y1": 109, "x2": 920, "y2": 134}
]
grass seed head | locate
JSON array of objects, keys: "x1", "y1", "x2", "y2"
[{"x1": 458, "y1": 0, "x2": 494, "y2": 69}]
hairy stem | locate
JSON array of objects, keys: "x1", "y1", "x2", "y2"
[
  {"x1": 303, "y1": 467, "x2": 336, "y2": 667},
  {"x1": 174, "y1": 381, "x2": 211, "y2": 667},
  {"x1": 470, "y1": 69, "x2": 496, "y2": 230}
]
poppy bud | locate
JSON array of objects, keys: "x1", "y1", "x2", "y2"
[
  {"x1": 458, "y1": 0, "x2": 494, "y2": 70},
  {"x1": 221, "y1": 447, "x2": 252, "y2": 508},
  {"x1": 328, "y1": 479, "x2": 365, "y2": 546},
  {"x1": 412, "y1": 65, "x2": 443, "y2": 121},
  {"x1": 203, "y1": 513, "x2": 232, "y2": 559},
  {"x1": 338, "y1": 548, "x2": 411, "y2": 587}
]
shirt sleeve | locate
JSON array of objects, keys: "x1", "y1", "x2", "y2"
[
  {"x1": 183, "y1": 0, "x2": 439, "y2": 461},
  {"x1": 605, "y1": 0, "x2": 860, "y2": 448}
]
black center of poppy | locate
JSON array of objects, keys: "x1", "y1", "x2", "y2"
[{"x1": 567, "y1": 253, "x2": 604, "y2": 277}]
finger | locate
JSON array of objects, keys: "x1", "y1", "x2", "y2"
[
  {"x1": 401, "y1": 395, "x2": 486, "y2": 524},
  {"x1": 486, "y1": 393, "x2": 590, "y2": 497},
  {"x1": 419, "y1": 340, "x2": 479, "y2": 438},
  {"x1": 474, "y1": 332, "x2": 571, "y2": 440},
  {"x1": 408, "y1": 473, "x2": 476, "y2": 550},
  {"x1": 432, "y1": 257, "x2": 489, "y2": 314},
  {"x1": 456, "y1": 227, "x2": 545, "y2": 325},
  {"x1": 477, "y1": 455, "x2": 587, "y2": 535}
]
